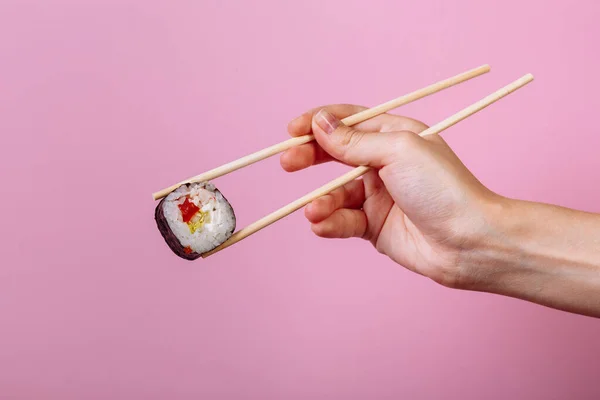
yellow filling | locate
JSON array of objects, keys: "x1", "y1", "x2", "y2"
[{"x1": 187, "y1": 210, "x2": 210, "y2": 234}]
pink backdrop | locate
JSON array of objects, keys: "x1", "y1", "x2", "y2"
[{"x1": 2, "y1": 1, "x2": 600, "y2": 398}]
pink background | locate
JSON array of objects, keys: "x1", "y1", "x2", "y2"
[{"x1": 2, "y1": 0, "x2": 600, "y2": 398}]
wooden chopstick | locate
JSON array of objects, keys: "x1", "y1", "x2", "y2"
[
  {"x1": 202, "y1": 73, "x2": 534, "y2": 258},
  {"x1": 152, "y1": 64, "x2": 491, "y2": 200}
]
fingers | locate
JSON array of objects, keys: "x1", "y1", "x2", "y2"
[
  {"x1": 312, "y1": 110, "x2": 425, "y2": 168},
  {"x1": 287, "y1": 104, "x2": 367, "y2": 137},
  {"x1": 280, "y1": 142, "x2": 333, "y2": 172},
  {"x1": 305, "y1": 179, "x2": 365, "y2": 223},
  {"x1": 358, "y1": 114, "x2": 428, "y2": 135},
  {"x1": 287, "y1": 104, "x2": 428, "y2": 137},
  {"x1": 311, "y1": 209, "x2": 368, "y2": 239},
  {"x1": 282, "y1": 104, "x2": 429, "y2": 173},
  {"x1": 282, "y1": 105, "x2": 364, "y2": 172}
]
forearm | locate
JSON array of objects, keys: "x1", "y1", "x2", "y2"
[{"x1": 464, "y1": 197, "x2": 600, "y2": 317}]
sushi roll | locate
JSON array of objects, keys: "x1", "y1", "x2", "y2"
[{"x1": 155, "y1": 182, "x2": 236, "y2": 260}]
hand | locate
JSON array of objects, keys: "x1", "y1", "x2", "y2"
[
  {"x1": 281, "y1": 104, "x2": 499, "y2": 288},
  {"x1": 282, "y1": 104, "x2": 600, "y2": 317}
]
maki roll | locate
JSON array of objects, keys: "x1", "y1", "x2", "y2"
[{"x1": 155, "y1": 182, "x2": 236, "y2": 260}]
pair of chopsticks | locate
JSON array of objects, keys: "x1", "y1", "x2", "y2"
[
  {"x1": 152, "y1": 65, "x2": 534, "y2": 258},
  {"x1": 152, "y1": 65, "x2": 490, "y2": 201}
]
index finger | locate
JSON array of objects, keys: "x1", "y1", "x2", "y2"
[
  {"x1": 287, "y1": 104, "x2": 367, "y2": 137},
  {"x1": 287, "y1": 104, "x2": 428, "y2": 137}
]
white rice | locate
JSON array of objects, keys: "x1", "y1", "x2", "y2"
[{"x1": 162, "y1": 182, "x2": 235, "y2": 254}]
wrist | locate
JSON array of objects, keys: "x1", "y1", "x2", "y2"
[
  {"x1": 457, "y1": 196, "x2": 600, "y2": 317},
  {"x1": 456, "y1": 195, "x2": 531, "y2": 292}
]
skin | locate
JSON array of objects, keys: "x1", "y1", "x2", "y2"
[{"x1": 280, "y1": 104, "x2": 600, "y2": 318}]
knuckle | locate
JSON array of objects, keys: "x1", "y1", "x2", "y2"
[
  {"x1": 351, "y1": 213, "x2": 364, "y2": 238},
  {"x1": 324, "y1": 194, "x2": 337, "y2": 212},
  {"x1": 340, "y1": 128, "x2": 365, "y2": 150},
  {"x1": 337, "y1": 211, "x2": 350, "y2": 236},
  {"x1": 337, "y1": 186, "x2": 349, "y2": 208},
  {"x1": 394, "y1": 131, "x2": 419, "y2": 147},
  {"x1": 389, "y1": 131, "x2": 422, "y2": 158}
]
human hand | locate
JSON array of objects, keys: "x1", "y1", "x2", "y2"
[{"x1": 281, "y1": 105, "x2": 499, "y2": 288}]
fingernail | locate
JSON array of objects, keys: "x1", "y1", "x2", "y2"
[{"x1": 315, "y1": 110, "x2": 340, "y2": 134}]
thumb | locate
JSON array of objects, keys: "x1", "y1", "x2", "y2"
[{"x1": 312, "y1": 109, "x2": 415, "y2": 168}]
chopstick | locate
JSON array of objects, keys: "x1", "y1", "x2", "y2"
[
  {"x1": 152, "y1": 64, "x2": 491, "y2": 200},
  {"x1": 202, "y1": 73, "x2": 534, "y2": 258}
]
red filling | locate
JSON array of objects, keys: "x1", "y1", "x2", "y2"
[
  {"x1": 178, "y1": 197, "x2": 200, "y2": 223},
  {"x1": 184, "y1": 246, "x2": 193, "y2": 254}
]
